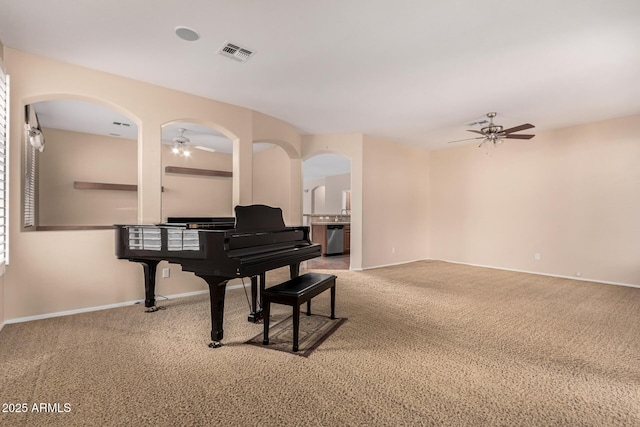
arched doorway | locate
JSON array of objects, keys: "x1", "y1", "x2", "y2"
[{"x1": 303, "y1": 154, "x2": 351, "y2": 270}]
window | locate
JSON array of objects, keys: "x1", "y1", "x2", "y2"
[{"x1": 0, "y1": 60, "x2": 9, "y2": 266}]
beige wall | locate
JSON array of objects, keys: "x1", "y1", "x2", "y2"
[
  {"x1": 38, "y1": 128, "x2": 138, "y2": 226},
  {"x1": 362, "y1": 135, "x2": 430, "y2": 268},
  {"x1": 252, "y1": 110, "x2": 303, "y2": 223},
  {"x1": 252, "y1": 145, "x2": 294, "y2": 223},
  {"x1": 429, "y1": 114, "x2": 640, "y2": 286}
]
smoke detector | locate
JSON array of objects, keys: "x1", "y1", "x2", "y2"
[
  {"x1": 175, "y1": 26, "x2": 200, "y2": 42},
  {"x1": 217, "y1": 41, "x2": 255, "y2": 63}
]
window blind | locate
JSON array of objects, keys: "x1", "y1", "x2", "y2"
[{"x1": 24, "y1": 131, "x2": 35, "y2": 228}]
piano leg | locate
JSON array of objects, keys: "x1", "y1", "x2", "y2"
[
  {"x1": 133, "y1": 259, "x2": 161, "y2": 312},
  {"x1": 290, "y1": 263, "x2": 300, "y2": 278},
  {"x1": 248, "y1": 273, "x2": 266, "y2": 323},
  {"x1": 199, "y1": 275, "x2": 228, "y2": 348}
]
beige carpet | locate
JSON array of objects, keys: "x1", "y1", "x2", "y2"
[{"x1": 1, "y1": 261, "x2": 639, "y2": 426}]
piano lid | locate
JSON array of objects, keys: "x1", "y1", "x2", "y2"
[
  {"x1": 166, "y1": 217, "x2": 235, "y2": 224},
  {"x1": 160, "y1": 216, "x2": 236, "y2": 229},
  {"x1": 156, "y1": 205, "x2": 290, "y2": 230},
  {"x1": 234, "y1": 204, "x2": 286, "y2": 231}
]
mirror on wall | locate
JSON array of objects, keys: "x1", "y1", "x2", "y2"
[
  {"x1": 160, "y1": 122, "x2": 233, "y2": 220},
  {"x1": 24, "y1": 99, "x2": 138, "y2": 230}
]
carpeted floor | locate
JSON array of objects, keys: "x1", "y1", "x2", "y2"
[{"x1": 1, "y1": 260, "x2": 639, "y2": 426}]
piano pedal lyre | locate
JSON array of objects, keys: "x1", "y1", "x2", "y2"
[{"x1": 248, "y1": 310, "x2": 264, "y2": 323}]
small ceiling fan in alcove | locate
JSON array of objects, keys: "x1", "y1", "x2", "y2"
[
  {"x1": 447, "y1": 112, "x2": 535, "y2": 148},
  {"x1": 162, "y1": 127, "x2": 221, "y2": 157},
  {"x1": 170, "y1": 128, "x2": 193, "y2": 157},
  {"x1": 162, "y1": 124, "x2": 232, "y2": 157}
]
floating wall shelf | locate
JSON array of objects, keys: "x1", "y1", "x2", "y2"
[
  {"x1": 164, "y1": 166, "x2": 232, "y2": 178},
  {"x1": 73, "y1": 181, "x2": 164, "y2": 192},
  {"x1": 74, "y1": 181, "x2": 137, "y2": 191},
  {"x1": 36, "y1": 225, "x2": 116, "y2": 231}
]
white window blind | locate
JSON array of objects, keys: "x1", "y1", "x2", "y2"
[
  {"x1": 24, "y1": 128, "x2": 35, "y2": 228},
  {"x1": 0, "y1": 61, "x2": 9, "y2": 265}
]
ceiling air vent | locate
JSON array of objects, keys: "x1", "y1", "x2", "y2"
[{"x1": 217, "y1": 41, "x2": 255, "y2": 63}]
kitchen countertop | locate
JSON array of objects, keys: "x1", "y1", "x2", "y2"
[{"x1": 311, "y1": 221, "x2": 351, "y2": 225}]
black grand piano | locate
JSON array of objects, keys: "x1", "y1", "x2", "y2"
[{"x1": 115, "y1": 204, "x2": 321, "y2": 347}]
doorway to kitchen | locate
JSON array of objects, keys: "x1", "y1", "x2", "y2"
[{"x1": 303, "y1": 154, "x2": 351, "y2": 270}]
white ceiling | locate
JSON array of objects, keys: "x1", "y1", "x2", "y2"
[{"x1": 2, "y1": 0, "x2": 640, "y2": 152}]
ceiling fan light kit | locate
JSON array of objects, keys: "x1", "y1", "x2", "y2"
[
  {"x1": 172, "y1": 128, "x2": 192, "y2": 157},
  {"x1": 448, "y1": 112, "x2": 535, "y2": 148},
  {"x1": 172, "y1": 144, "x2": 191, "y2": 157}
]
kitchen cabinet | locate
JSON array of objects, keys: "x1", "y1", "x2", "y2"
[
  {"x1": 311, "y1": 222, "x2": 350, "y2": 256},
  {"x1": 311, "y1": 224, "x2": 327, "y2": 255},
  {"x1": 343, "y1": 224, "x2": 350, "y2": 254}
]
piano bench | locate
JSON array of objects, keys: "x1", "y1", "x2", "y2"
[{"x1": 262, "y1": 273, "x2": 337, "y2": 352}]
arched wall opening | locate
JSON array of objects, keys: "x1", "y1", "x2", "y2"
[
  {"x1": 303, "y1": 153, "x2": 352, "y2": 269},
  {"x1": 22, "y1": 97, "x2": 140, "y2": 230},
  {"x1": 160, "y1": 120, "x2": 234, "y2": 220}
]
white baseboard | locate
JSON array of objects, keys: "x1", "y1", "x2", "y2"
[
  {"x1": 0, "y1": 321, "x2": 5, "y2": 332},
  {"x1": 352, "y1": 257, "x2": 639, "y2": 289},
  {"x1": 3, "y1": 285, "x2": 249, "y2": 326},
  {"x1": 435, "y1": 258, "x2": 640, "y2": 289},
  {"x1": 351, "y1": 259, "x2": 424, "y2": 271}
]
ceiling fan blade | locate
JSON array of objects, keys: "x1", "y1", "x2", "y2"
[
  {"x1": 467, "y1": 129, "x2": 485, "y2": 135},
  {"x1": 504, "y1": 134, "x2": 535, "y2": 140},
  {"x1": 447, "y1": 136, "x2": 484, "y2": 144},
  {"x1": 502, "y1": 123, "x2": 534, "y2": 134}
]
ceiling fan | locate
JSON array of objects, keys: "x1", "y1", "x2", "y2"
[
  {"x1": 170, "y1": 128, "x2": 192, "y2": 157},
  {"x1": 448, "y1": 112, "x2": 535, "y2": 147},
  {"x1": 164, "y1": 127, "x2": 219, "y2": 157}
]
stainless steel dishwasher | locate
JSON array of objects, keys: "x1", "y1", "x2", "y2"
[{"x1": 326, "y1": 224, "x2": 344, "y2": 255}]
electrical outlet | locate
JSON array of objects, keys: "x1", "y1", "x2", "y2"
[
  {"x1": 391, "y1": 247, "x2": 396, "y2": 254},
  {"x1": 534, "y1": 253, "x2": 541, "y2": 261},
  {"x1": 162, "y1": 268, "x2": 170, "y2": 278}
]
